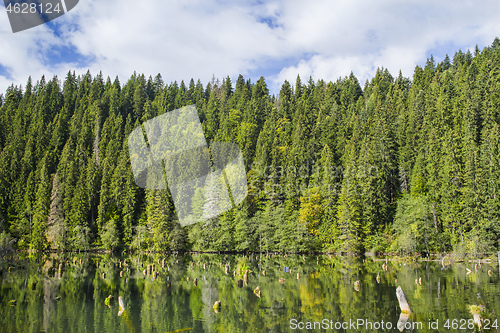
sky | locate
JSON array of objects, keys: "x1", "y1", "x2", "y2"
[{"x1": 0, "y1": 0, "x2": 499, "y2": 96}]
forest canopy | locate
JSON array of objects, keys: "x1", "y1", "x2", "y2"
[{"x1": 1, "y1": 38, "x2": 500, "y2": 255}]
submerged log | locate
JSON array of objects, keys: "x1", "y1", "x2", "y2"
[
  {"x1": 396, "y1": 286, "x2": 411, "y2": 314},
  {"x1": 397, "y1": 312, "x2": 410, "y2": 332}
]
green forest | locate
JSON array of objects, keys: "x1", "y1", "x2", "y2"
[{"x1": 1, "y1": 38, "x2": 500, "y2": 255}]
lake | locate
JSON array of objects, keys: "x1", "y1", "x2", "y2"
[{"x1": 1, "y1": 253, "x2": 499, "y2": 332}]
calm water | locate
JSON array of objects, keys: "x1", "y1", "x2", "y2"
[{"x1": 1, "y1": 253, "x2": 499, "y2": 332}]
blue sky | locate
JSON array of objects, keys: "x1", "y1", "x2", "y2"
[{"x1": 0, "y1": 0, "x2": 499, "y2": 95}]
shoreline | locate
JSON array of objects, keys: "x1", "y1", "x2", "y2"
[{"x1": 2, "y1": 249, "x2": 499, "y2": 261}]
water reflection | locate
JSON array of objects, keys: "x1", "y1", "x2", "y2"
[{"x1": 0, "y1": 253, "x2": 499, "y2": 332}]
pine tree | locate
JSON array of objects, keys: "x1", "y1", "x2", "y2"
[{"x1": 145, "y1": 189, "x2": 173, "y2": 251}]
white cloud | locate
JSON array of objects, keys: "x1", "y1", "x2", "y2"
[
  {"x1": 59, "y1": 0, "x2": 287, "y2": 85},
  {"x1": 0, "y1": 0, "x2": 500, "y2": 95},
  {"x1": 271, "y1": 0, "x2": 500, "y2": 89},
  {"x1": 0, "y1": 13, "x2": 62, "y2": 90}
]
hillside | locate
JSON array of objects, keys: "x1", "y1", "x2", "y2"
[{"x1": 1, "y1": 38, "x2": 500, "y2": 255}]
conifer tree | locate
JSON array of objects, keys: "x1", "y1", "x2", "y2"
[{"x1": 31, "y1": 156, "x2": 51, "y2": 250}]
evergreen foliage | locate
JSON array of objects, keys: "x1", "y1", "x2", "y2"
[{"x1": 1, "y1": 39, "x2": 500, "y2": 254}]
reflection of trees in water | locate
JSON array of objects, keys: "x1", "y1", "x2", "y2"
[
  {"x1": 1, "y1": 254, "x2": 500, "y2": 332},
  {"x1": 201, "y1": 276, "x2": 219, "y2": 332},
  {"x1": 43, "y1": 277, "x2": 61, "y2": 331}
]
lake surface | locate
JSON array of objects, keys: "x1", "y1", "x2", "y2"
[{"x1": 1, "y1": 253, "x2": 499, "y2": 332}]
